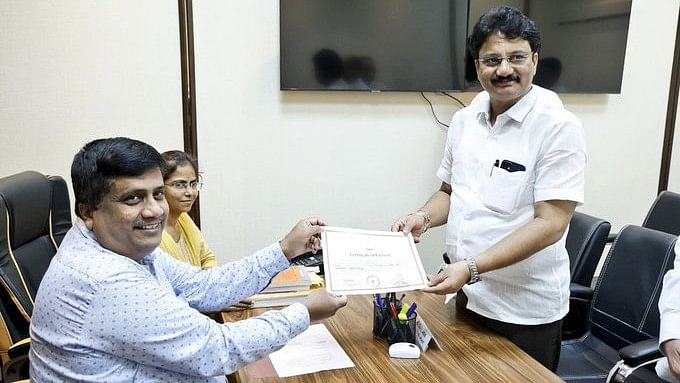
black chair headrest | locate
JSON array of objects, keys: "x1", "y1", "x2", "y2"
[{"x1": 0, "y1": 171, "x2": 53, "y2": 248}]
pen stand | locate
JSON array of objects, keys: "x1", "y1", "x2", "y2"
[
  {"x1": 372, "y1": 302, "x2": 393, "y2": 338},
  {"x1": 387, "y1": 313, "x2": 417, "y2": 345}
]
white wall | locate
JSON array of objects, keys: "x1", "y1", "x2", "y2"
[
  {"x1": 0, "y1": 1, "x2": 183, "y2": 193},
  {"x1": 1, "y1": 1, "x2": 677, "y2": 274},
  {"x1": 568, "y1": 0, "x2": 678, "y2": 225},
  {"x1": 192, "y1": 0, "x2": 678, "y2": 274},
  {"x1": 670, "y1": 98, "x2": 680, "y2": 191}
]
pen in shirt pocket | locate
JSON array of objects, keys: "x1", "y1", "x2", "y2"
[{"x1": 490, "y1": 159, "x2": 499, "y2": 177}]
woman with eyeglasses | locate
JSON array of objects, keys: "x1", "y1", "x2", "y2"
[{"x1": 159, "y1": 150, "x2": 216, "y2": 269}]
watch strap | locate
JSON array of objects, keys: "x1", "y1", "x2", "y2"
[{"x1": 464, "y1": 257, "x2": 480, "y2": 284}]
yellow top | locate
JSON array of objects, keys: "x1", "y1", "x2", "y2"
[{"x1": 160, "y1": 213, "x2": 217, "y2": 269}]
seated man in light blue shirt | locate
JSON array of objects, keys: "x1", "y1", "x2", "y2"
[{"x1": 29, "y1": 137, "x2": 346, "y2": 382}]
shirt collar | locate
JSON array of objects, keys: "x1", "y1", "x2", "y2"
[
  {"x1": 73, "y1": 218, "x2": 159, "y2": 263},
  {"x1": 474, "y1": 86, "x2": 538, "y2": 125}
]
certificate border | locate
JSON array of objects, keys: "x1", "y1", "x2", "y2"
[{"x1": 321, "y1": 226, "x2": 428, "y2": 294}]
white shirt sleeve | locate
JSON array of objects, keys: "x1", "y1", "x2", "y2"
[
  {"x1": 436, "y1": 112, "x2": 462, "y2": 184},
  {"x1": 659, "y1": 241, "x2": 680, "y2": 345},
  {"x1": 657, "y1": 240, "x2": 680, "y2": 382},
  {"x1": 533, "y1": 112, "x2": 587, "y2": 204}
]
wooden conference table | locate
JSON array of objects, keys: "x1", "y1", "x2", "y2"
[{"x1": 222, "y1": 292, "x2": 563, "y2": 383}]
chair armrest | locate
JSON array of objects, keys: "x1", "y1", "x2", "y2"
[
  {"x1": 570, "y1": 283, "x2": 594, "y2": 301},
  {"x1": 3, "y1": 339, "x2": 30, "y2": 382},
  {"x1": 563, "y1": 283, "x2": 595, "y2": 340},
  {"x1": 606, "y1": 232, "x2": 618, "y2": 244},
  {"x1": 7, "y1": 338, "x2": 30, "y2": 359},
  {"x1": 607, "y1": 340, "x2": 664, "y2": 383},
  {"x1": 618, "y1": 339, "x2": 662, "y2": 367}
]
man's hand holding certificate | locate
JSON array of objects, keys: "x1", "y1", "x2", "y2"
[{"x1": 321, "y1": 227, "x2": 429, "y2": 295}]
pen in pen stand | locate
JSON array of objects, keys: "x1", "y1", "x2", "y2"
[
  {"x1": 406, "y1": 303, "x2": 417, "y2": 319},
  {"x1": 398, "y1": 303, "x2": 410, "y2": 323},
  {"x1": 389, "y1": 302, "x2": 398, "y2": 319},
  {"x1": 376, "y1": 293, "x2": 384, "y2": 309},
  {"x1": 389, "y1": 302, "x2": 403, "y2": 340}
]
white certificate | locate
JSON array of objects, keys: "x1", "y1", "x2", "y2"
[{"x1": 321, "y1": 226, "x2": 428, "y2": 295}]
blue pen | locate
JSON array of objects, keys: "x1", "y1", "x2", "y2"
[
  {"x1": 376, "y1": 293, "x2": 384, "y2": 309},
  {"x1": 406, "y1": 303, "x2": 417, "y2": 318}
]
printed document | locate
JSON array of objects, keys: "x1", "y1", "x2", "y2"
[
  {"x1": 269, "y1": 324, "x2": 354, "y2": 377},
  {"x1": 321, "y1": 226, "x2": 429, "y2": 295}
]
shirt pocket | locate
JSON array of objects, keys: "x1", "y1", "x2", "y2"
[{"x1": 481, "y1": 164, "x2": 528, "y2": 214}]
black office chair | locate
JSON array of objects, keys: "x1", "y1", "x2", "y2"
[
  {"x1": 566, "y1": 212, "x2": 611, "y2": 287},
  {"x1": 642, "y1": 190, "x2": 680, "y2": 236},
  {"x1": 608, "y1": 190, "x2": 680, "y2": 243},
  {"x1": 0, "y1": 171, "x2": 72, "y2": 381},
  {"x1": 558, "y1": 225, "x2": 677, "y2": 383},
  {"x1": 0, "y1": 284, "x2": 31, "y2": 381},
  {"x1": 563, "y1": 212, "x2": 611, "y2": 340}
]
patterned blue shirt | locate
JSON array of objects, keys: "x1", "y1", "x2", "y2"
[{"x1": 29, "y1": 220, "x2": 310, "y2": 382}]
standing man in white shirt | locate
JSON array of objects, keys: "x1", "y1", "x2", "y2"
[
  {"x1": 657, "y1": 240, "x2": 680, "y2": 382},
  {"x1": 392, "y1": 6, "x2": 585, "y2": 371}
]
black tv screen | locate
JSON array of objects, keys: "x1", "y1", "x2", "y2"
[
  {"x1": 280, "y1": 0, "x2": 632, "y2": 94},
  {"x1": 280, "y1": 0, "x2": 470, "y2": 92}
]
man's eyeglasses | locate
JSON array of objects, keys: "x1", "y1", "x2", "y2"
[
  {"x1": 478, "y1": 53, "x2": 532, "y2": 68},
  {"x1": 165, "y1": 180, "x2": 203, "y2": 191}
]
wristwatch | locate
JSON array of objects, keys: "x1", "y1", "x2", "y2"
[
  {"x1": 414, "y1": 210, "x2": 431, "y2": 233},
  {"x1": 464, "y1": 257, "x2": 481, "y2": 284}
]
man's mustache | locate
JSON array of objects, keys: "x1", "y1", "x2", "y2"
[{"x1": 491, "y1": 75, "x2": 520, "y2": 84}]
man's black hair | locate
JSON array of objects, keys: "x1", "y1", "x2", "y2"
[
  {"x1": 71, "y1": 137, "x2": 164, "y2": 218},
  {"x1": 468, "y1": 6, "x2": 541, "y2": 59}
]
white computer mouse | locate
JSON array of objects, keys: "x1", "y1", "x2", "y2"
[{"x1": 388, "y1": 342, "x2": 421, "y2": 359}]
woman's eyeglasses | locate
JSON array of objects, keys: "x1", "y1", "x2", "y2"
[{"x1": 165, "y1": 180, "x2": 202, "y2": 191}]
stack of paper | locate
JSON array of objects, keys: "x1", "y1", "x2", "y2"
[
  {"x1": 260, "y1": 266, "x2": 312, "y2": 293},
  {"x1": 250, "y1": 290, "x2": 310, "y2": 308},
  {"x1": 250, "y1": 266, "x2": 320, "y2": 308}
]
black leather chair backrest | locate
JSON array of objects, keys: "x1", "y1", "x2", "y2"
[
  {"x1": 0, "y1": 171, "x2": 72, "y2": 320},
  {"x1": 643, "y1": 190, "x2": 680, "y2": 236},
  {"x1": 0, "y1": 280, "x2": 29, "y2": 359},
  {"x1": 566, "y1": 211, "x2": 611, "y2": 287},
  {"x1": 590, "y1": 225, "x2": 676, "y2": 351}
]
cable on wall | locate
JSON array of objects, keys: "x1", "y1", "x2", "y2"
[
  {"x1": 420, "y1": 92, "x2": 467, "y2": 129},
  {"x1": 441, "y1": 92, "x2": 466, "y2": 108}
]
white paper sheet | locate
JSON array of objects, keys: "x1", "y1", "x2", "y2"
[
  {"x1": 321, "y1": 226, "x2": 429, "y2": 295},
  {"x1": 269, "y1": 324, "x2": 354, "y2": 377}
]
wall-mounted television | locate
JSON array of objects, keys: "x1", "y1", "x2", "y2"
[
  {"x1": 280, "y1": 0, "x2": 470, "y2": 92},
  {"x1": 280, "y1": 0, "x2": 632, "y2": 94}
]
